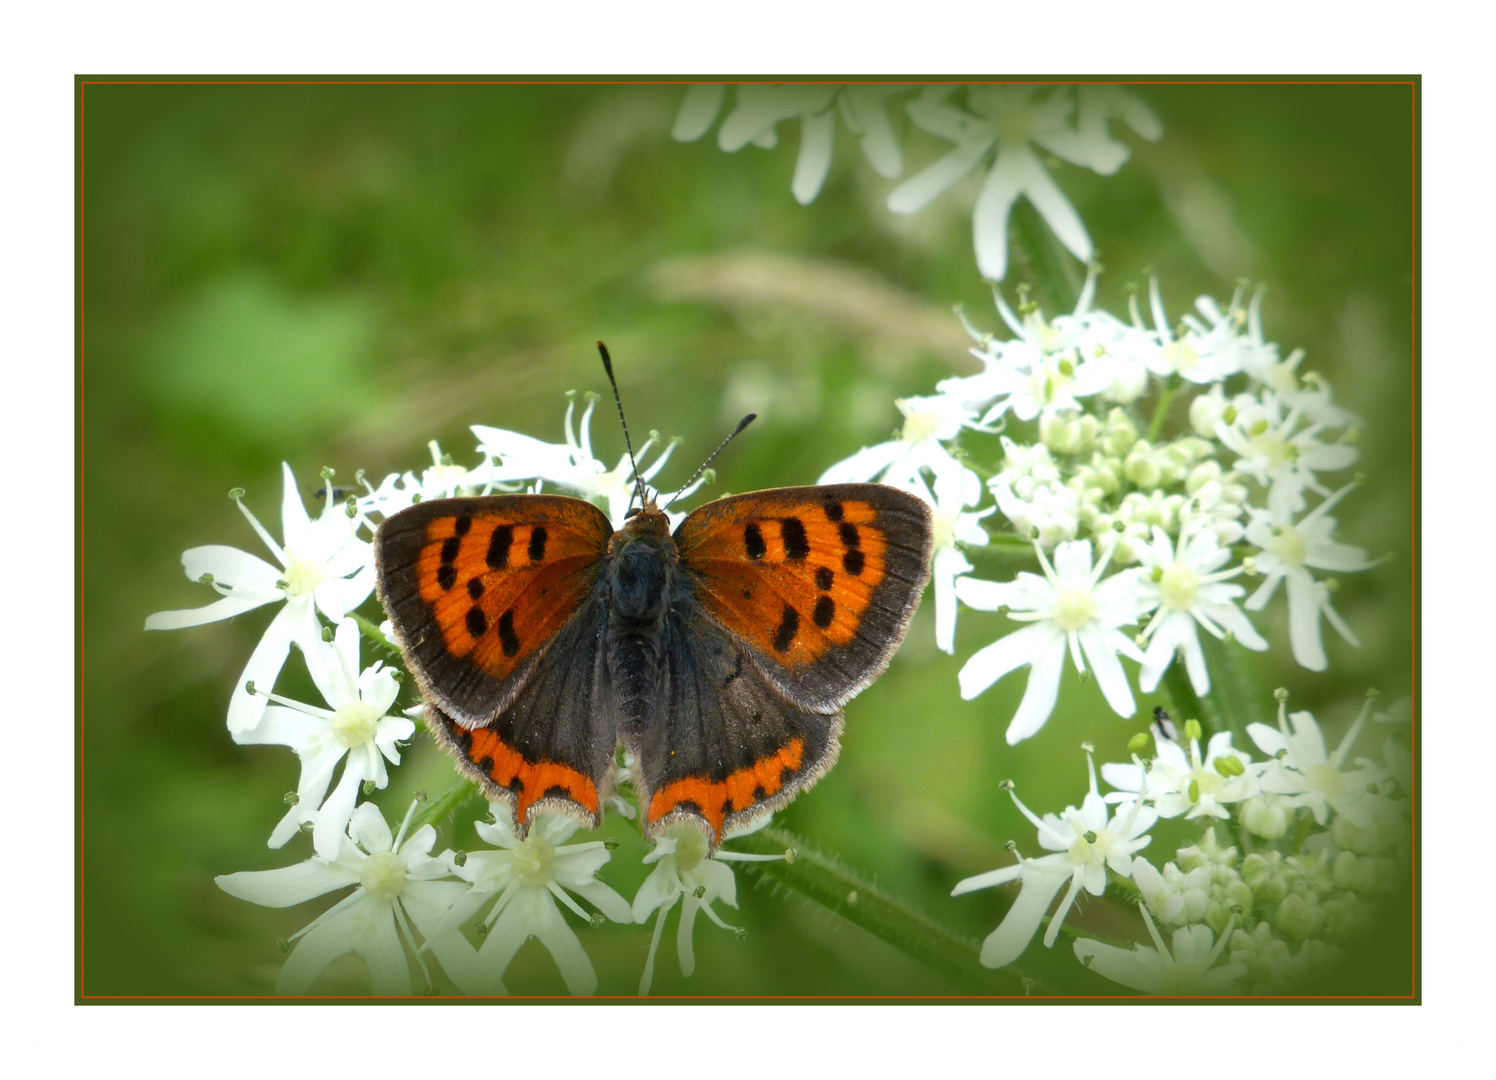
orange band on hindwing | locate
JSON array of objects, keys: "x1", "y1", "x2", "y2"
[
  {"x1": 646, "y1": 738, "x2": 806, "y2": 840},
  {"x1": 464, "y1": 727, "x2": 601, "y2": 823}
]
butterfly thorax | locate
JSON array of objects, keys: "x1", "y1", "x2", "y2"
[{"x1": 605, "y1": 503, "x2": 676, "y2": 630}]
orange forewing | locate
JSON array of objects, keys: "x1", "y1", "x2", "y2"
[
  {"x1": 674, "y1": 489, "x2": 890, "y2": 666},
  {"x1": 414, "y1": 508, "x2": 606, "y2": 684}
]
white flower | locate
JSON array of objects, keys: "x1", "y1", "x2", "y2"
[
  {"x1": 990, "y1": 475, "x2": 1081, "y2": 549},
  {"x1": 1075, "y1": 908, "x2": 1245, "y2": 995},
  {"x1": 952, "y1": 270, "x2": 1118, "y2": 424},
  {"x1": 437, "y1": 810, "x2": 632, "y2": 997},
  {"x1": 1248, "y1": 698, "x2": 1385, "y2": 828},
  {"x1": 906, "y1": 458, "x2": 993, "y2": 654},
  {"x1": 215, "y1": 801, "x2": 469, "y2": 995},
  {"x1": 357, "y1": 440, "x2": 507, "y2": 519},
  {"x1": 236, "y1": 618, "x2": 414, "y2": 857},
  {"x1": 1214, "y1": 390, "x2": 1358, "y2": 517},
  {"x1": 953, "y1": 755, "x2": 1156, "y2": 968},
  {"x1": 889, "y1": 85, "x2": 1158, "y2": 279},
  {"x1": 146, "y1": 463, "x2": 375, "y2": 737},
  {"x1": 1134, "y1": 523, "x2": 1267, "y2": 695},
  {"x1": 673, "y1": 84, "x2": 907, "y2": 204},
  {"x1": 1237, "y1": 289, "x2": 1360, "y2": 428},
  {"x1": 818, "y1": 393, "x2": 983, "y2": 492},
  {"x1": 956, "y1": 539, "x2": 1145, "y2": 744},
  {"x1": 1134, "y1": 277, "x2": 1244, "y2": 385},
  {"x1": 631, "y1": 818, "x2": 786, "y2": 995},
  {"x1": 472, "y1": 392, "x2": 687, "y2": 528},
  {"x1": 1102, "y1": 726, "x2": 1257, "y2": 821},
  {"x1": 1243, "y1": 483, "x2": 1374, "y2": 671}
]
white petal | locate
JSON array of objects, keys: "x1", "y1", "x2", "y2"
[
  {"x1": 1284, "y1": 574, "x2": 1328, "y2": 671},
  {"x1": 817, "y1": 441, "x2": 902, "y2": 485},
  {"x1": 279, "y1": 462, "x2": 315, "y2": 553},
  {"x1": 1005, "y1": 635, "x2": 1066, "y2": 743},
  {"x1": 182, "y1": 544, "x2": 283, "y2": 590},
  {"x1": 972, "y1": 149, "x2": 1025, "y2": 281},
  {"x1": 1017, "y1": 146, "x2": 1093, "y2": 262},
  {"x1": 978, "y1": 869, "x2": 1069, "y2": 968},
  {"x1": 632, "y1": 865, "x2": 679, "y2": 922},
  {"x1": 792, "y1": 109, "x2": 835, "y2": 205},
  {"x1": 957, "y1": 622, "x2": 1054, "y2": 700},
  {"x1": 568, "y1": 878, "x2": 635, "y2": 925},
  {"x1": 226, "y1": 602, "x2": 301, "y2": 736},
  {"x1": 216, "y1": 858, "x2": 354, "y2": 908},
  {"x1": 676, "y1": 896, "x2": 700, "y2": 977},
  {"x1": 672, "y1": 84, "x2": 726, "y2": 141},
  {"x1": 145, "y1": 592, "x2": 273, "y2": 631},
  {"x1": 887, "y1": 135, "x2": 994, "y2": 215},
  {"x1": 1079, "y1": 628, "x2": 1138, "y2": 718},
  {"x1": 275, "y1": 903, "x2": 360, "y2": 994},
  {"x1": 362, "y1": 905, "x2": 413, "y2": 995},
  {"x1": 532, "y1": 894, "x2": 599, "y2": 996},
  {"x1": 314, "y1": 764, "x2": 365, "y2": 860}
]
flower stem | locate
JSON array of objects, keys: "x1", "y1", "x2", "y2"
[
  {"x1": 351, "y1": 611, "x2": 403, "y2": 662},
  {"x1": 732, "y1": 825, "x2": 1034, "y2": 994},
  {"x1": 1009, "y1": 201, "x2": 1082, "y2": 313},
  {"x1": 1159, "y1": 641, "x2": 1253, "y2": 747},
  {"x1": 413, "y1": 778, "x2": 482, "y2": 833},
  {"x1": 1146, "y1": 379, "x2": 1181, "y2": 443}
]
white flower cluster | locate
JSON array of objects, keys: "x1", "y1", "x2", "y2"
[
  {"x1": 956, "y1": 697, "x2": 1411, "y2": 994},
  {"x1": 671, "y1": 83, "x2": 1162, "y2": 280},
  {"x1": 147, "y1": 404, "x2": 783, "y2": 996},
  {"x1": 819, "y1": 272, "x2": 1374, "y2": 744}
]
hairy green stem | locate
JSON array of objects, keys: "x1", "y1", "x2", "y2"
[
  {"x1": 732, "y1": 825, "x2": 1034, "y2": 994},
  {"x1": 413, "y1": 778, "x2": 482, "y2": 834}
]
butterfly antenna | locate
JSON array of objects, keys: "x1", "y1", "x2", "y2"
[
  {"x1": 662, "y1": 413, "x2": 757, "y2": 510},
  {"x1": 596, "y1": 341, "x2": 650, "y2": 512}
]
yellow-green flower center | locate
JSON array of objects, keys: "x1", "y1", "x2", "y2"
[
  {"x1": 1069, "y1": 826, "x2": 1115, "y2": 865},
  {"x1": 282, "y1": 551, "x2": 327, "y2": 597},
  {"x1": 899, "y1": 404, "x2": 942, "y2": 445},
  {"x1": 332, "y1": 701, "x2": 380, "y2": 748},
  {"x1": 1268, "y1": 527, "x2": 1308, "y2": 568},
  {"x1": 1161, "y1": 340, "x2": 1199, "y2": 373},
  {"x1": 1305, "y1": 763, "x2": 1344, "y2": 797},
  {"x1": 1051, "y1": 585, "x2": 1096, "y2": 631},
  {"x1": 511, "y1": 833, "x2": 557, "y2": 888},
  {"x1": 1159, "y1": 561, "x2": 1201, "y2": 611},
  {"x1": 669, "y1": 824, "x2": 710, "y2": 874},
  {"x1": 360, "y1": 851, "x2": 406, "y2": 903}
]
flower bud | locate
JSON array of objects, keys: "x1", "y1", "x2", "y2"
[{"x1": 1274, "y1": 893, "x2": 1324, "y2": 942}]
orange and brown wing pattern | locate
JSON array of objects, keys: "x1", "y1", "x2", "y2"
[
  {"x1": 376, "y1": 495, "x2": 612, "y2": 726},
  {"x1": 673, "y1": 483, "x2": 933, "y2": 710}
]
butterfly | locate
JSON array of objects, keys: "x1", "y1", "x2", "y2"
[{"x1": 374, "y1": 349, "x2": 934, "y2": 848}]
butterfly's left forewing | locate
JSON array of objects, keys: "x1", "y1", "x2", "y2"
[
  {"x1": 376, "y1": 494, "x2": 618, "y2": 836},
  {"x1": 376, "y1": 495, "x2": 612, "y2": 726}
]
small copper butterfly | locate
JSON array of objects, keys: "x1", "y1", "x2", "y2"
[{"x1": 374, "y1": 345, "x2": 933, "y2": 847}]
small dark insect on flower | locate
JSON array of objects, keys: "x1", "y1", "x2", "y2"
[{"x1": 1152, "y1": 706, "x2": 1179, "y2": 743}]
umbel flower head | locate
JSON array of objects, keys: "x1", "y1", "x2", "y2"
[
  {"x1": 953, "y1": 752, "x2": 1156, "y2": 968},
  {"x1": 145, "y1": 463, "x2": 375, "y2": 736},
  {"x1": 216, "y1": 800, "x2": 469, "y2": 995},
  {"x1": 438, "y1": 809, "x2": 633, "y2": 997}
]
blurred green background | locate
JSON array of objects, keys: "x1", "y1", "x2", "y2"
[{"x1": 80, "y1": 80, "x2": 1415, "y2": 997}]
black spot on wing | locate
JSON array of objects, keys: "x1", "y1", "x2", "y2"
[
  {"x1": 437, "y1": 564, "x2": 457, "y2": 591},
  {"x1": 773, "y1": 605, "x2": 800, "y2": 653},
  {"x1": 487, "y1": 526, "x2": 514, "y2": 569},
  {"x1": 528, "y1": 525, "x2": 548, "y2": 562},
  {"x1": 823, "y1": 500, "x2": 844, "y2": 521},
  {"x1": 498, "y1": 609, "x2": 521, "y2": 657},
  {"x1": 781, "y1": 517, "x2": 810, "y2": 561},
  {"x1": 839, "y1": 522, "x2": 860, "y2": 548},
  {"x1": 467, "y1": 577, "x2": 485, "y2": 599},
  {"x1": 843, "y1": 549, "x2": 865, "y2": 576},
  {"x1": 813, "y1": 596, "x2": 835, "y2": 629},
  {"x1": 744, "y1": 523, "x2": 766, "y2": 560},
  {"x1": 815, "y1": 566, "x2": 834, "y2": 591},
  {"x1": 466, "y1": 608, "x2": 488, "y2": 638},
  {"x1": 441, "y1": 536, "x2": 461, "y2": 564},
  {"x1": 454, "y1": 515, "x2": 472, "y2": 536}
]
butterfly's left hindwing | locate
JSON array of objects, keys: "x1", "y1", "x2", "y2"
[{"x1": 673, "y1": 483, "x2": 934, "y2": 711}]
